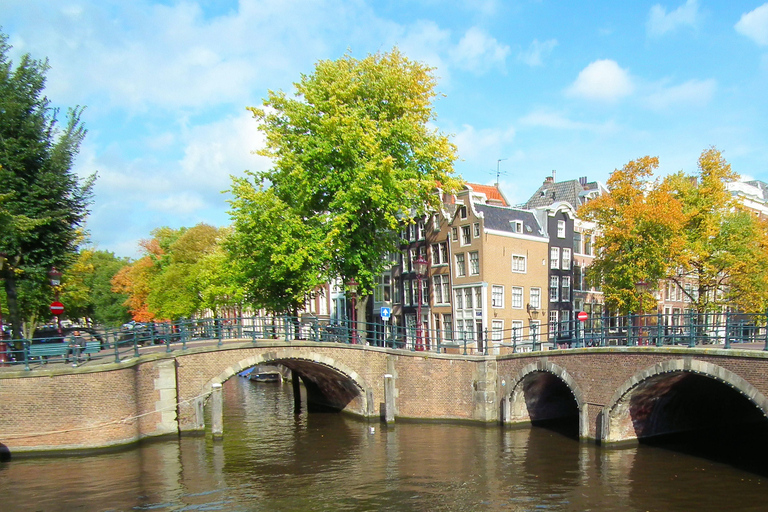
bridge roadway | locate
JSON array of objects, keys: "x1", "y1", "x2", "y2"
[{"x1": 2, "y1": 337, "x2": 768, "y2": 455}]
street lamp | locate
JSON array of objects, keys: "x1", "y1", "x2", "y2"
[
  {"x1": 413, "y1": 255, "x2": 428, "y2": 351},
  {"x1": 48, "y1": 267, "x2": 63, "y2": 335},
  {"x1": 347, "y1": 279, "x2": 358, "y2": 344}
]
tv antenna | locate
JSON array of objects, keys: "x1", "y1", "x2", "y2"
[{"x1": 495, "y1": 158, "x2": 508, "y2": 186}]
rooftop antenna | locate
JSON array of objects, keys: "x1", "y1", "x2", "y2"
[{"x1": 496, "y1": 158, "x2": 508, "y2": 186}]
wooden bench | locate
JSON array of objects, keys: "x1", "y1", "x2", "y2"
[{"x1": 28, "y1": 343, "x2": 69, "y2": 362}]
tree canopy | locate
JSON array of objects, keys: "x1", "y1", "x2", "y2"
[
  {"x1": 579, "y1": 147, "x2": 768, "y2": 314},
  {"x1": 228, "y1": 48, "x2": 460, "y2": 313},
  {"x1": 0, "y1": 32, "x2": 94, "y2": 338}
]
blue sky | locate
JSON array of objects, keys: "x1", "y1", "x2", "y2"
[{"x1": 4, "y1": 0, "x2": 768, "y2": 258}]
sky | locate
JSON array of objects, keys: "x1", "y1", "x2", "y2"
[{"x1": 4, "y1": 0, "x2": 768, "y2": 258}]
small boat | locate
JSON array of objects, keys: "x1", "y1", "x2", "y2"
[{"x1": 249, "y1": 371, "x2": 282, "y2": 383}]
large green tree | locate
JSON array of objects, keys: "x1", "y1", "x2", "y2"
[
  {"x1": 0, "y1": 32, "x2": 94, "y2": 339},
  {"x1": 228, "y1": 48, "x2": 460, "y2": 315}
]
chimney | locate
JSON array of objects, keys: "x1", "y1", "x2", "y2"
[
  {"x1": 545, "y1": 176, "x2": 554, "y2": 184},
  {"x1": 579, "y1": 176, "x2": 588, "y2": 187}
]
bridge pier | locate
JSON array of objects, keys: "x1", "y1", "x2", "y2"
[
  {"x1": 292, "y1": 371, "x2": 302, "y2": 414},
  {"x1": 211, "y1": 383, "x2": 223, "y2": 440}
]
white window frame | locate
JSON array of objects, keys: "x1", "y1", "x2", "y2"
[
  {"x1": 461, "y1": 225, "x2": 471, "y2": 246},
  {"x1": 511, "y1": 286, "x2": 524, "y2": 309},
  {"x1": 511, "y1": 220, "x2": 522, "y2": 233},
  {"x1": 456, "y1": 253, "x2": 466, "y2": 277},
  {"x1": 511, "y1": 254, "x2": 527, "y2": 273},
  {"x1": 473, "y1": 222, "x2": 480, "y2": 238},
  {"x1": 550, "y1": 247, "x2": 560, "y2": 269},
  {"x1": 491, "y1": 320, "x2": 504, "y2": 342},
  {"x1": 492, "y1": 285, "x2": 504, "y2": 308},
  {"x1": 557, "y1": 220, "x2": 566, "y2": 238},
  {"x1": 561, "y1": 276, "x2": 570, "y2": 302},
  {"x1": 530, "y1": 287, "x2": 541, "y2": 309},
  {"x1": 431, "y1": 243, "x2": 441, "y2": 265},
  {"x1": 469, "y1": 251, "x2": 479, "y2": 275},
  {"x1": 562, "y1": 248, "x2": 571, "y2": 270},
  {"x1": 550, "y1": 276, "x2": 559, "y2": 302}
]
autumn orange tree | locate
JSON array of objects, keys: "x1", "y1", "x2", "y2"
[
  {"x1": 579, "y1": 156, "x2": 686, "y2": 313},
  {"x1": 580, "y1": 147, "x2": 768, "y2": 314}
]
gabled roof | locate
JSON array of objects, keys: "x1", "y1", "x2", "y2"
[
  {"x1": 463, "y1": 182, "x2": 509, "y2": 206},
  {"x1": 523, "y1": 177, "x2": 605, "y2": 210},
  {"x1": 474, "y1": 203, "x2": 545, "y2": 238}
]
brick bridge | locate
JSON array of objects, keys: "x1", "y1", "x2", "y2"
[{"x1": 2, "y1": 339, "x2": 768, "y2": 454}]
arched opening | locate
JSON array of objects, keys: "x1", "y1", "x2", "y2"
[
  {"x1": 605, "y1": 367, "x2": 768, "y2": 475},
  {"x1": 509, "y1": 370, "x2": 581, "y2": 439}
]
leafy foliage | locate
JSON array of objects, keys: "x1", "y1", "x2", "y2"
[
  {"x1": 229, "y1": 48, "x2": 460, "y2": 313},
  {"x1": 0, "y1": 32, "x2": 94, "y2": 338}
]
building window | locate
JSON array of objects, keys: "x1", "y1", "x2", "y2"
[
  {"x1": 422, "y1": 278, "x2": 429, "y2": 305},
  {"x1": 510, "y1": 220, "x2": 522, "y2": 233},
  {"x1": 511, "y1": 286, "x2": 523, "y2": 309},
  {"x1": 459, "y1": 205, "x2": 468, "y2": 219},
  {"x1": 393, "y1": 280, "x2": 401, "y2": 304},
  {"x1": 549, "y1": 310, "x2": 559, "y2": 337},
  {"x1": 574, "y1": 231, "x2": 582, "y2": 254},
  {"x1": 473, "y1": 222, "x2": 480, "y2": 237},
  {"x1": 455, "y1": 289, "x2": 464, "y2": 309},
  {"x1": 433, "y1": 275, "x2": 444, "y2": 304},
  {"x1": 550, "y1": 247, "x2": 560, "y2": 269},
  {"x1": 469, "y1": 251, "x2": 479, "y2": 275},
  {"x1": 511, "y1": 255, "x2": 526, "y2": 273},
  {"x1": 561, "y1": 276, "x2": 570, "y2": 302},
  {"x1": 492, "y1": 320, "x2": 504, "y2": 342},
  {"x1": 404, "y1": 279, "x2": 413, "y2": 306},
  {"x1": 456, "y1": 253, "x2": 466, "y2": 277},
  {"x1": 461, "y1": 225, "x2": 471, "y2": 245},
  {"x1": 562, "y1": 248, "x2": 571, "y2": 270},
  {"x1": 431, "y1": 244, "x2": 441, "y2": 265},
  {"x1": 418, "y1": 219, "x2": 425, "y2": 240},
  {"x1": 550, "y1": 276, "x2": 559, "y2": 301},
  {"x1": 433, "y1": 215, "x2": 440, "y2": 231},
  {"x1": 557, "y1": 220, "x2": 566, "y2": 238},
  {"x1": 492, "y1": 285, "x2": 504, "y2": 308},
  {"x1": 374, "y1": 274, "x2": 391, "y2": 303},
  {"x1": 585, "y1": 233, "x2": 593, "y2": 256},
  {"x1": 443, "y1": 314, "x2": 453, "y2": 341},
  {"x1": 452, "y1": 227, "x2": 458, "y2": 242},
  {"x1": 465, "y1": 288, "x2": 474, "y2": 309},
  {"x1": 511, "y1": 320, "x2": 524, "y2": 341},
  {"x1": 440, "y1": 242, "x2": 448, "y2": 264},
  {"x1": 530, "y1": 287, "x2": 541, "y2": 309},
  {"x1": 574, "y1": 265, "x2": 583, "y2": 291},
  {"x1": 475, "y1": 288, "x2": 482, "y2": 310}
]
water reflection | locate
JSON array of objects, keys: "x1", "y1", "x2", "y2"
[{"x1": 2, "y1": 377, "x2": 768, "y2": 511}]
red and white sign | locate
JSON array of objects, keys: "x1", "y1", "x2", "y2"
[
  {"x1": 577, "y1": 311, "x2": 588, "y2": 322},
  {"x1": 50, "y1": 301, "x2": 65, "y2": 315}
]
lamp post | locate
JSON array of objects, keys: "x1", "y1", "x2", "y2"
[
  {"x1": 527, "y1": 303, "x2": 540, "y2": 349},
  {"x1": 48, "y1": 267, "x2": 63, "y2": 335},
  {"x1": 347, "y1": 279, "x2": 358, "y2": 344},
  {"x1": 635, "y1": 280, "x2": 649, "y2": 345},
  {"x1": 413, "y1": 255, "x2": 428, "y2": 351}
]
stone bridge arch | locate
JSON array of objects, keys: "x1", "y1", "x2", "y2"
[
  {"x1": 200, "y1": 349, "x2": 373, "y2": 416},
  {"x1": 601, "y1": 358, "x2": 768, "y2": 444},
  {"x1": 505, "y1": 360, "x2": 588, "y2": 438}
]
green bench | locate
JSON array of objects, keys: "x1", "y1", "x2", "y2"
[{"x1": 28, "y1": 343, "x2": 69, "y2": 362}]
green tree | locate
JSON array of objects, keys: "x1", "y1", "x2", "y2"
[
  {"x1": 228, "y1": 48, "x2": 460, "y2": 315},
  {"x1": 0, "y1": 32, "x2": 94, "y2": 339}
]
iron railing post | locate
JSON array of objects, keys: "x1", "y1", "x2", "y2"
[
  {"x1": 23, "y1": 339, "x2": 30, "y2": 371},
  {"x1": 133, "y1": 330, "x2": 140, "y2": 358},
  {"x1": 688, "y1": 311, "x2": 695, "y2": 348},
  {"x1": 725, "y1": 310, "x2": 732, "y2": 350},
  {"x1": 656, "y1": 311, "x2": 663, "y2": 347}
]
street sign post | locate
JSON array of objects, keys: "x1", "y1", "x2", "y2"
[
  {"x1": 50, "y1": 301, "x2": 65, "y2": 316},
  {"x1": 380, "y1": 307, "x2": 391, "y2": 320}
]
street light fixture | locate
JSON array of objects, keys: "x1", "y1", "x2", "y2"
[
  {"x1": 347, "y1": 279, "x2": 358, "y2": 344},
  {"x1": 49, "y1": 267, "x2": 64, "y2": 335},
  {"x1": 413, "y1": 255, "x2": 428, "y2": 351}
]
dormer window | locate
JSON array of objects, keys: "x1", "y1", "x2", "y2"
[{"x1": 510, "y1": 220, "x2": 522, "y2": 233}]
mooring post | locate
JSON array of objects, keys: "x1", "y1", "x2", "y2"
[
  {"x1": 211, "y1": 382, "x2": 223, "y2": 440},
  {"x1": 383, "y1": 373, "x2": 395, "y2": 424},
  {"x1": 292, "y1": 371, "x2": 302, "y2": 414}
]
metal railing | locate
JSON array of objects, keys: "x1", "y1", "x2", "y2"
[{"x1": 0, "y1": 310, "x2": 765, "y2": 370}]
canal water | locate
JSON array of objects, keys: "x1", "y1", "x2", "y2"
[{"x1": 3, "y1": 376, "x2": 768, "y2": 511}]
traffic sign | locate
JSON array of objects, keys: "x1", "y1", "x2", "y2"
[
  {"x1": 50, "y1": 301, "x2": 65, "y2": 315},
  {"x1": 577, "y1": 311, "x2": 588, "y2": 322},
  {"x1": 380, "y1": 307, "x2": 391, "y2": 320}
]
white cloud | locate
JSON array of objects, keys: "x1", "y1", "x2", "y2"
[
  {"x1": 565, "y1": 60, "x2": 633, "y2": 102},
  {"x1": 518, "y1": 39, "x2": 558, "y2": 67},
  {"x1": 645, "y1": 78, "x2": 717, "y2": 110},
  {"x1": 451, "y1": 124, "x2": 515, "y2": 165},
  {"x1": 647, "y1": 0, "x2": 701, "y2": 37},
  {"x1": 449, "y1": 27, "x2": 510, "y2": 73},
  {"x1": 519, "y1": 110, "x2": 616, "y2": 134},
  {"x1": 736, "y1": 4, "x2": 768, "y2": 46}
]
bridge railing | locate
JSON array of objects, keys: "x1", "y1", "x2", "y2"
[{"x1": 1, "y1": 311, "x2": 766, "y2": 370}]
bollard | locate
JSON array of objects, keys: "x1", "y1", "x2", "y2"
[
  {"x1": 211, "y1": 383, "x2": 223, "y2": 440},
  {"x1": 383, "y1": 374, "x2": 395, "y2": 424}
]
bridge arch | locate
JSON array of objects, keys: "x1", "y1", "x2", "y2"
[
  {"x1": 601, "y1": 358, "x2": 768, "y2": 444},
  {"x1": 506, "y1": 360, "x2": 587, "y2": 438},
  {"x1": 201, "y1": 350, "x2": 372, "y2": 416}
]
